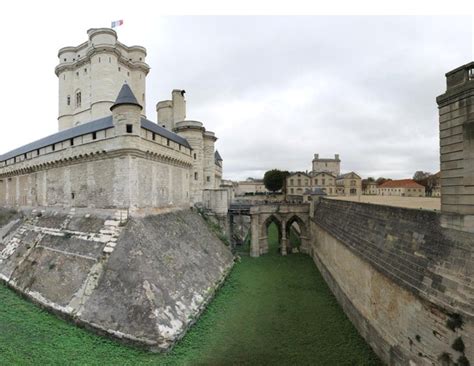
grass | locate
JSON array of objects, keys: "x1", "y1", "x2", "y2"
[{"x1": 0, "y1": 223, "x2": 382, "y2": 365}]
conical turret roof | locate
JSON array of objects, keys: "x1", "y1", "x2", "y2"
[{"x1": 110, "y1": 83, "x2": 143, "y2": 111}]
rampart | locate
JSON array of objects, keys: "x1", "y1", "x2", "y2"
[
  {"x1": 310, "y1": 198, "x2": 473, "y2": 365},
  {"x1": 0, "y1": 207, "x2": 233, "y2": 351}
]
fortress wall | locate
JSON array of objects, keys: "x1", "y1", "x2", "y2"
[
  {"x1": 310, "y1": 198, "x2": 473, "y2": 365},
  {"x1": 0, "y1": 208, "x2": 233, "y2": 351},
  {"x1": 0, "y1": 154, "x2": 190, "y2": 210},
  {"x1": 0, "y1": 129, "x2": 193, "y2": 210}
]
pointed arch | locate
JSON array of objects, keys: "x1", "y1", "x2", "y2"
[{"x1": 285, "y1": 214, "x2": 307, "y2": 251}]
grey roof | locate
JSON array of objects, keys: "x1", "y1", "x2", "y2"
[
  {"x1": 0, "y1": 116, "x2": 113, "y2": 162},
  {"x1": 110, "y1": 83, "x2": 142, "y2": 111},
  {"x1": 337, "y1": 172, "x2": 361, "y2": 179},
  {"x1": 304, "y1": 188, "x2": 327, "y2": 196},
  {"x1": 214, "y1": 150, "x2": 223, "y2": 161},
  {"x1": 141, "y1": 118, "x2": 191, "y2": 148},
  {"x1": 0, "y1": 116, "x2": 191, "y2": 162}
]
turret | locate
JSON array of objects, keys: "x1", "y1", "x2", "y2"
[
  {"x1": 156, "y1": 89, "x2": 187, "y2": 130},
  {"x1": 436, "y1": 62, "x2": 474, "y2": 233},
  {"x1": 174, "y1": 120, "x2": 205, "y2": 204},
  {"x1": 111, "y1": 83, "x2": 142, "y2": 136}
]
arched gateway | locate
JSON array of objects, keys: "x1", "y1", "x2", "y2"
[{"x1": 245, "y1": 203, "x2": 311, "y2": 257}]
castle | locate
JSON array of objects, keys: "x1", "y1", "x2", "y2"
[{"x1": 0, "y1": 28, "x2": 226, "y2": 212}]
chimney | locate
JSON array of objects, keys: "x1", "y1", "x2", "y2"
[{"x1": 314, "y1": 153, "x2": 319, "y2": 160}]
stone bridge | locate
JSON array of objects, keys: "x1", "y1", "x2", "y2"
[{"x1": 228, "y1": 203, "x2": 311, "y2": 257}]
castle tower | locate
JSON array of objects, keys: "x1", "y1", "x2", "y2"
[
  {"x1": 174, "y1": 120, "x2": 205, "y2": 204},
  {"x1": 156, "y1": 89, "x2": 187, "y2": 130},
  {"x1": 312, "y1": 153, "x2": 341, "y2": 176},
  {"x1": 437, "y1": 62, "x2": 474, "y2": 233},
  {"x1": 55, "y1": 28, "x2": 150, "y2": 131},
  {"x1": 110, "y1": 83, "x2": 142, "y2": 136}
]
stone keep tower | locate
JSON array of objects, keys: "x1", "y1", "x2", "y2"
[
  {"x1": 437, "y1": 62, "x2": 474, "y2": 233},
  {"x1": 55, "y1": 28, "x2": 150, "y2": 131}
]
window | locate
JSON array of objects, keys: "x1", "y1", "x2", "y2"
[
  {"x1": 127, "y1": 71, "x2": 130, "y2": 76},
  {"x1": 70, "y1": 138, "x2": 74, "y2": 146},
  {"x1": 24, "y1": 153, "x2": 27, "y2": 160},
  {"x1": 118, "y1": 67, "x2": 121, "y2": 72},
  {"x1": 290, "y1": 188, "x2": 294, "y2": 194},
  {"x1": 193, "y1": 153, "x2": 197, "y2": 159},
  {"x1": 126, "y1": 124, "x2": 133, "y2": 133},
  {"x1": 167, "y1": 139, "x2": 170, "y2": 146},
  {"x1": 36, "y1": 149, "x2": 40, "y2": 156},
  {"x1": 84, "y1": 68, "x2": 87, "y2": 73},
  {"x1": 297, "y1": 178, "x2": 301, "y2": 186},
  {"x1": 52, "y1": 144, "x2": 56, "y2": 152},
  {"x1": 63, "y1": 58, "x2": 66, "y2": 62},
  {"x1": 206, "y1": 176, "x2": 210, "y2": 182},
  {"x1": 315, "y1": 179, "x2": 318, "y2": 185},
  {"x1": 109, "y1": 57, "x2": 111, "y2": 63},
  {"x1": 67, "y1": 95, "x2": 71, "y2": 106},
  {"x1": 76, "y1": 71, "x2": 79, "y2": 77},
  {"x1": 194, "y1": 172, "x2": 198, "y2": 180},
  {"x1": 99, "y1": 57, "x2": 101, "y2": 63},
  {"x1": 76, "y1": 92, "x2": 81, "y2": 107},
  {"x1": 92, "y1": 132, "x2": 97, "y2": 140},
  {"x1": 290, "y1": 179, "x2": 293, "y2": 185},
  {"x1": 142, "y1": 93, "x2": 145, "y2": 101},
  {"x1": 152, "y1": 133, "x2": 156, "y2": 141}
]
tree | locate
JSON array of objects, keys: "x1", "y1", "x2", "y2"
[
  {"x1": 263, "y1": 169, "x2": 288, "y2": 193},
  {"x1": 413, "y1": 171, "x2": 431, "y2": 182},
  {"x1": 376, "y1": 177, "x2": 391, "y2": 186}
]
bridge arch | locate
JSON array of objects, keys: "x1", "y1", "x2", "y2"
[
  {"x1": 285, "y1": 214, "x2": 308, "y2": 253},
  {"x1": 261, "y1": 214, "x2": 283, "y2": 254},
  {"x1": 243, "y1": 203, "x2": 311, "y2": 257}
]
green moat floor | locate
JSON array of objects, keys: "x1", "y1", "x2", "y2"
[{"x1": 0, "y1": 223, "x2": 381, "y2": 365}]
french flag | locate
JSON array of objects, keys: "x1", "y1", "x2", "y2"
[{"x1": 111, "y1": 20, "x2": 124, "y2": 28}]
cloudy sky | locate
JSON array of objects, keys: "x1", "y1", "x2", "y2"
[{"x1": 0, "y1": 3, "x2": 472, "y2": 180}]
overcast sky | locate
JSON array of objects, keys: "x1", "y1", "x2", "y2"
[{"x1": 0, "y1": 4, "x2": 472, "y2": 180}]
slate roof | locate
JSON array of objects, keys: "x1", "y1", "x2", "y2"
[
  {"x1": 214, "y1": 150, "x2": 223, "y2": 161},
  {"x1": 110, "y1": 83, "x2": 142, "y2": 110},
  {"x1": 337, "y1": 172, "x2": 361, "y2": 180},
  {"x1": 304, "y1": 187, "x2": 327, "y2": 196},
  {"x1": 0, "y1": 116, "x2": 191, "y2": 162}
]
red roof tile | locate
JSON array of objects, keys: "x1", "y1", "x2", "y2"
[{"x1": 379, "y1": 179, "x2": 424, "y2": 189}]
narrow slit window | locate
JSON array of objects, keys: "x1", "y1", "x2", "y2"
[
  {"x1": 92, "y1": 132, "x2": 97, "y2": 140},
  {"x1": 126, "y1": 124, "x2": 133, "y2": 133}
]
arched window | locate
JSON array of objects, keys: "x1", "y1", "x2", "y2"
[{"x1": 76, "y1": 91, "x2": 81, "y2": 107}]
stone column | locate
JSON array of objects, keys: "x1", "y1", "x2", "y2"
[
  {"x1": 281, "y1": 221, "x2": 288, "y2": 256},
  {"x1": 250, "y1": 214, "x2": 260, "y2": 257}
]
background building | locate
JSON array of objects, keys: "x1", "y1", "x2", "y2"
[
  {"x1": 312, "y1": 154, "x2": 340, "y2": 176},
  {"x1": 336, "y1": 172, "x2": 362, "y2": 196},
  {"x1": 378, "y1": 179, "x2": 425, "y2": 197}
]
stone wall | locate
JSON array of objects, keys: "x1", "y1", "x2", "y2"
[
  {"x1": 0, "y1": 127, "x2": 193, "y2": 211},
  {"x1": 311, "y1": 198, "x2": 473, "y2": 365},
  {"x1": 0, "y1": 208, "x2": 233, "y2": 351}
]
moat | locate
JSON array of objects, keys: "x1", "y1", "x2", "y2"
[{"x1": 0, "y1": 223, "x2": 380, "y2": 365}]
